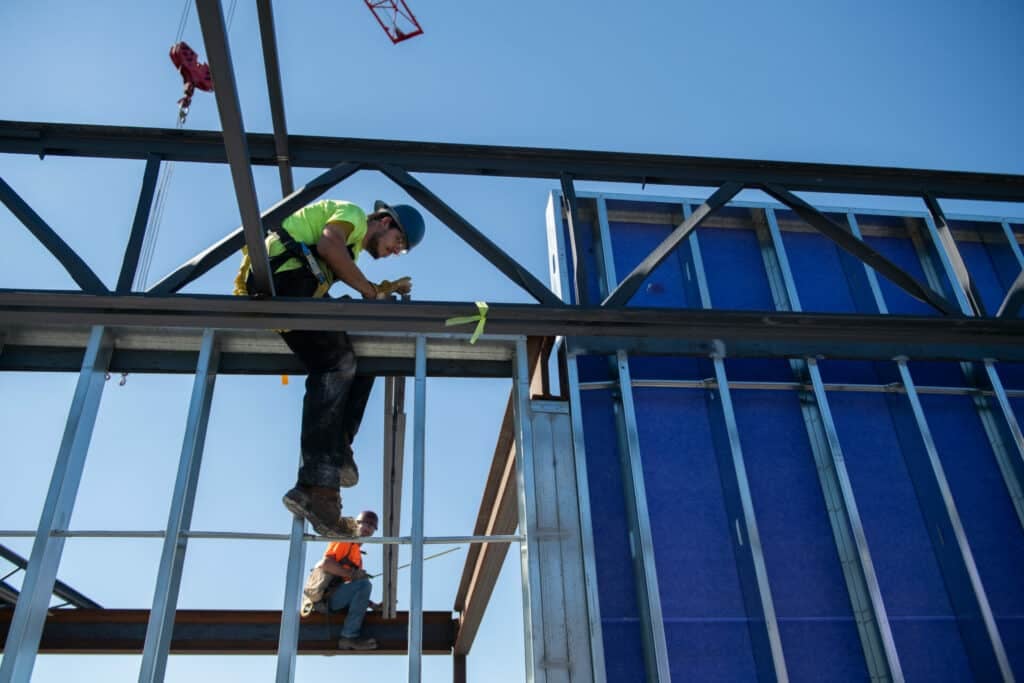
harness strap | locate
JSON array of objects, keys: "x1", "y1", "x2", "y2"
[{"x1": 271, "y1": 227, "x2": 327, "y2": 284}]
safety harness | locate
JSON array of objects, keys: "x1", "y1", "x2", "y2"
[{"x1": 269, "y1": 226, "x2": 328, "y2": 286}]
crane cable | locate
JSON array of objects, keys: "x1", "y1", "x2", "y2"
[{"x1": 134, "y1": 0, "x2": 239, "y2": 291}]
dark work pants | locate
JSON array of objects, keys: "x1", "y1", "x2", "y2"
[{"x1": 270, "y1": 268, "x2": 375, "y2": 488}]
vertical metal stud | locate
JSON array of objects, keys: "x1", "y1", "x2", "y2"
[
  {"x1": 593, "y1": 198, "x2": 670, "y2": 682},
  {"x1": 895, "y1": 364, "x2": 1013, "y2": 681},
  {"x1": 275, "y1": 518, "x2": 306, "y2": 683},
  {"x1": 512, "y1": 336, "x2": 543, "y2": 683},
  {"x1": 547, "y1": 190, "x2": 607, "y2": 682},
  {"x1": 0, "y1": 326, "x2": 112, "y2": 683},
  {"x1": 140, "y1": 329, "x2": 220, "y2": 682},
  {"x1": 407, "y1": 335, "x2": 427, "y2": 683},
  {"x1": 760, "y1": 208, "x2": 903, "y2": 681},
  {"x1": 382, "y1": 375, "x2": 407, "y2": 620}
]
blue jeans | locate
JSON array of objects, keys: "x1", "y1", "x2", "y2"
[{"x1": 328, "y1": 578, "x2": 372, "y2": 638}]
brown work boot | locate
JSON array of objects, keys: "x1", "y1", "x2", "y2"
[
  {"x1": 337, "y1": 635, "x2": 378, "y2": 651},
  {"x1": 282, "y1": 485, "x2": 354, "y2": 537},
  {"x1": 339, "y1": 446, "x2": 359, "y2": 488}
]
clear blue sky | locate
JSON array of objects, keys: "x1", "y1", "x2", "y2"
[{"x1": 1, "y1": 1, "x2": 1022, "y2": 681}]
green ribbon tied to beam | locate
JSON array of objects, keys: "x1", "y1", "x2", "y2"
[{"x1": 444, "y1": 301, "x2": 489, "y2": 344}]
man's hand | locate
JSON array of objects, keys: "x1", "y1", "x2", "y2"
[
  {"x1": 368, "y1": 600, "x2": 383, "y2": 612},
  {"x1": 375, "y1": 276, "x2": 412, "y2": 299},
  {"x1": 350, "y1": 568, "x2": 370, "y2": 582}
]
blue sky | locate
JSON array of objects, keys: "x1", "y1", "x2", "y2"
[{"x1": 1, "y1": 1, "x2": 1022, "y2": 681}]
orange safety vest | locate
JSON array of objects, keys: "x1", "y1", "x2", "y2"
[{"x1": 325, "y1": 542, "x2": 363, "y2": 580}]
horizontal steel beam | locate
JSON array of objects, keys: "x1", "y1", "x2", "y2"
[
  {"x1": 0, "y1": 609, "x2": 456, "y2": 655},
  {"x1": 3, "y1": 120, "x2": 1024, "y2": 202},
  {"x1": 0, "y1": 324, "x2": 514, "y2": 377},
  {"x1": 1, "y1": 290, "x2": 1023, "y2": 362}
]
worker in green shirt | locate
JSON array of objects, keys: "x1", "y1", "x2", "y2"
[{"x1": 235, "y1": 199, "x2": 426, "y2": 536}]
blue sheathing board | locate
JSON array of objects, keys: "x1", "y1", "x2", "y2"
[
  {"x1": 828, "y1": 391, "x2": 973, "y2": 681},
  {"x1": 778, "y1": 228, "x2": 879, "y2": 384},
  {"x1": 698, "y1": 226, "x2": 790, "y2": 383},
  {"x1": 921, "y1": 393, "x2": 1024, "y2": 678},
  {"x1": 731, "y1": 390, "x2": 869, "y2": 682},
  {"x1": 633, "y1": 387, "x2": 758, "y2": 681},
  {"x1": 862, "y1": 234, "x2": 938, "y2": 316},
  {"x1": 607, "y1": 217, "x2": 703, "y2": 381},
  {"x1": 555, "y1": 196, "x2": 1021, "y2": 681},
  {"x1": 580, "y1": 389, "x2": 647, "y2": 680}
]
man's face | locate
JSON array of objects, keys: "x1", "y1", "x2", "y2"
[
  {"x1": 357, "y1": 519, "x2": 377, "y2": 538},
  {"x1": 367, "y1": 223, "x2": 407, "y2": 259}
]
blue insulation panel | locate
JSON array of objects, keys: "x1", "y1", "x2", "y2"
[{"x1": 551, "y1": 196, "x2": 1024, "y2": 681}]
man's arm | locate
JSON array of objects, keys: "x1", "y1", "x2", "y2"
[
  {"x1": 316, "y1": 223, "x2": 377, "y2": 299},
  {"x1": 319, "y1": 557, "x2": 367, "y2": 581}
]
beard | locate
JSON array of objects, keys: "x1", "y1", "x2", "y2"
[{"x1": 364, "y1": 232, "x2": 383, "y2": 259}]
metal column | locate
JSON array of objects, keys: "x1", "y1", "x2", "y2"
[
  {"x1": 548, "y1": 189, "x2": 608, "y2": 682},
  {"x1": 758, "y1": 207, "x2": 903, "y2": 681},
  {"x1": 0, "y1": 326, "x2": 113, "y2": 683},
  {"x1": 408, "y1": 336, "x2": 427, "y2": 683},
  {"x1": 139, "y1": 329, "x2": 220, "y2": 682},
  {"x1": 594, "y1": 197, "x2": 671, "y2": 682},
  {"x1": 512, "y1": 337, "x2": 543, "y2": 682},
  {"x1": 382, "y1": 375, "x2": 407, "y2": 620}
]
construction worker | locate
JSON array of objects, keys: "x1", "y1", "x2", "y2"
[
  {"x1": 234, "y1": 199, "x2": 426, "y2": 536},
  {"x1": 317, "y1": 510, "x2": 381, "y2": 651}
]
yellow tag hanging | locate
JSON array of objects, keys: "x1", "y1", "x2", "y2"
[{"x1": 444, "y1": 301, "x2": 488, "y2": 344}]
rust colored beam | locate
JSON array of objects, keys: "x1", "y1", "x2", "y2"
[{"x1": 0, "y1": 609, "x2": 456, "y2": 655}]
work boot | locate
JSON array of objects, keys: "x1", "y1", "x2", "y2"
[
  {"x1": 282, "y1": 485, "x2": 353, "y2": 537},
  {"x1": 337, "y1": 635, "x2": 377, "y2": 651},
  {"x1": 339, "y1": 445, "x2": 359, "y2": 488}
]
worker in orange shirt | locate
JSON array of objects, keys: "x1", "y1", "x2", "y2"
[{"x1": 317, "y1": 509, "x2": 381, "y2": 650}]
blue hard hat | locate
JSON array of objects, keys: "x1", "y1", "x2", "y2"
[{"x1": 374, "y1": 200, "x2": 425, "y2": 252}]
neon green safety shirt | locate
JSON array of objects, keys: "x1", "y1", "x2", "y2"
[{"x1": 233, "y1": 200, "x2": 368, "y2": 298}]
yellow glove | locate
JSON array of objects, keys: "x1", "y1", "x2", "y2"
[{"x1": 375, "y1": 276, "x2": 412, "y2": 299}]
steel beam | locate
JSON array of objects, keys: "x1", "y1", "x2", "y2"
[
  {"x1": 381, "y1": 375, "x2": 407, "y2": 620},
  {"x1": 148, "y1": 161, "x2": 361, "y2": 294},
  {"x1": 408, "y1": 336, "x2": 427, "y2": 682},
  {"x1": 4, "y1": 292, "x2": 1023, "y2": 362},
  {"x1": 116, "y1": 154, "x2": 162, "y2": 293},
  {"x1": 512, "y1": 338, "x2": 544, "y2": 682},
  {"x1": 0, "y1": 545, "x2": 100, "y2": 610},
  {"x1": 376, "y1": 164, "x2": 562, "y2": 306},
  {"x1": 195, "y1": 0, "x2": 274, "y2": 297},
  {"x1": 255, "y1": 0, "x2": 294, "y2": 197},
  {"x1": 139, "y1": 329, "x2": 220, "y2": 683},
  {"x1": 602, "y1": 181, "x2": 742, "y2": 307},
  {"x1": 0, "y1": 326, "x2": 112, "y2": 683},
  {"x1": 0, "y1": 177, "x2": 108, "y2": 294},
  {"x1": 0, "y1": 609, "x2": 457, "y2": 654},
  {"x1": 276, "y1": 518, "x2": 306, "y2": 683},
  {"x1": 4, "y1": 120, "x2": 1024, "y2": 202},
  {"x1": 760, "y1": 184, "x2": 959, "y2": 315}
]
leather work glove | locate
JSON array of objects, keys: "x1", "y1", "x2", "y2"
[{"x1": 375, "y1": 276, "x2": 412, "y2": 299}]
